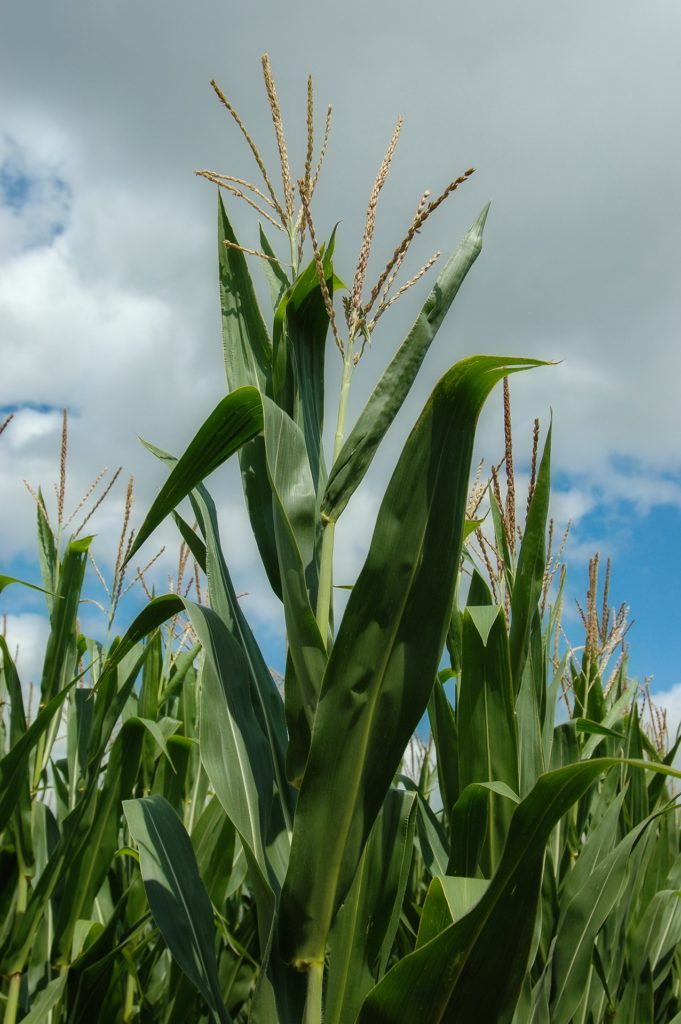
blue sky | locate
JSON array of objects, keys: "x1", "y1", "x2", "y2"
[{"x1": 1, "y1": 0, "x2": 680, "y2": 734}]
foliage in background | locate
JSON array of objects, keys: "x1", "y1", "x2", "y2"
[{"x1": 1, "y1": 56, "x2": 680, "y2": 1024}]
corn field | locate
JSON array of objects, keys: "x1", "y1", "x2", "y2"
[{"x1": 1, "y1": 57, "x2": 680, "y2": 1024}]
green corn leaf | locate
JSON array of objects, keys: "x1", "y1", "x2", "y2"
[
  {"x1": 36, "y1": 486, "x2": 57, "y2": 610},
  {"x1": 559, "y1": 791, "x2": 626, "y2": 909},
  {"x1": 53, "y1": 718, "x2": 146, "y2": 964},
  {"x1": 447, "y1": 781, "x2": 520, "y2": 878},
  {"x1": 187, "y1": 602, "x2": 273, "y2": 883},
  {"x1": 456, "y1": 606, "x2": 519, "y2": 874},
  {"x1": 16, "y1": 973, "x2": 68, "y2": 1023},
  {"x1": 357, "y1": 757, "x2": 681, "y2": 1024},
  {"x1": 279, "y1": 355, "x2": 544, "y2": 968},
  {"x1": 218, "y1": 194, "x2": 272, "y2": 391},
  {"x1": 488, "y1": 490, "x2": 514, "y2": 595},
  {"x1": 171, "y1": 510, "x2": 207, "y2": 572},
  {"x1": 629, "y1": 889, "x2": 681, "y2": 975},
  {"x1": 0, "y1": 637, "x2": 34, "y2": 881},
  {"x1": 515, "y1": 611, "x2": 546, "y2": 796},
  {"x1": 509, "y1": 425, "x2": 551, "y2": 696},
  {"x1": 261, "y1": 396, "x2": 327, "y2": 732},
  {"x1": 137, "y1": 398, "x2": 326, "y2": 767},
  {"x1": 575, "y1": 717, "x2": 625, "y2": 739},
  {"x1": 0, "y1": 636, "x2": 26, "y2": 748},
  {"x1": 184, "y1": 591, "x2": 302, "y2": 1018},
  {"x1": 0, "y1": 574, "x2": 55, "y2": 598},
  {"x1": 550, "y1": 812, "x2": 660, "y2": 1024},
  {"x1": 428, "y1": 675, "x2": 459, "y2": 827},
  {"x1": 411, "y1": 787, "x2": 449, "y2": 877},
  {"x1": 259, "y1": 224, "x2": 290, "y2": 308},
  {"x1": 415, "y1": 876, "x2": 489, "y2": 949},
  {"x1": 125, "y1": 386, "x2": 263, "y2": 565},
  {"x1": 66, "y1": 685, "x2": 94, "y2": 805},
  {"x1": 218, "y1": 196, "x2": 283, "y2": 598},
  {"x1": 87, "y1": 594, "x2": 184, "y2": 764},
  {"x1": 1, "y1": 688, "x2": 142, "y2": 975},
  {"x1": 239, "y1": 438, "x2": 283, "y2": 599},
  {"x1": 145, "y1": 433, "x2": 311, "y2": 802},
  {"x1": 0, "y1": 679, "x2": 76, "y2": 833},
  {"x1": 191, "y1": 797, "x2": 237, "y2": 907},
  {"x1": 191, "y1": 484, "x2": 293, "y2": 827},
  {"x1": 624, "y1": 701, "x2": 650, "y2": 826},
  {"x1": 123, "y1": 795, "x2": 232, "y2": 1024},
  {"x1": 39, "y1": 535, "x2": 92, "y2": 711},
  {"x1": 581, "y1": 674, "x2": 637, "y2": 759},
  {"x1": 272, "y1": 237, "x2": 335, "y2": 496},
  {"x1": 326, "y1": 790, "x2": 417, "y2": 1024},
  {"x1": 321, "y1": 204, "x2": 491, "y2": 524}
]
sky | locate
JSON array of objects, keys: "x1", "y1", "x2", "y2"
[{"x1": 1, "y1": 1, "x2": 680, "y2": 738}]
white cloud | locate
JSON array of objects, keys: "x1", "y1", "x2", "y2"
[
  {"x1": 0, "y1": 0, "x2": 680, "y2": 673},
  {"x1": 655, "y1": 683, "x2": 681, "y2": 747},
  {"x1": 1, "y1": 612, "x2": 50, "y2": 694}
]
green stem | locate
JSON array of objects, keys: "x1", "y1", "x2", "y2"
[
  {"x1": 302, "y1": 961, "x2": 324, "y2": 1024},
  {"x1": 123, "y1": 972, "x2": 135, "y2": 1022},
  {"x1": 315, "y1": 342, "x2": 354, "y2": 644},
  {"x1": 4, "y1": 874, "x2": 28, "y2": 1024},
  {"x1": 31, "y1": 733, "x2": 45, "y2": 793},
  {"x1": 288, "y1": 222, "x2": 298, "y2": 279}
]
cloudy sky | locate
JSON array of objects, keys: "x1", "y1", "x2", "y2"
[{"x1": 1, "y1": 1, "x2": 680, "y2": 733}]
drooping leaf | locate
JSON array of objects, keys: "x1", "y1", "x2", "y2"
[{"x1": 125, "y1": 386, "x2": 264, "y2": 565}]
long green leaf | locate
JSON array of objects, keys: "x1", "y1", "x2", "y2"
[
  {"x1": 218, "y1": 194, "x2": 272, "y2": 391},
  {"x1": 0, "y1": 575, "x2": 54, "y2": 598},
  {"x1": 124, "y1": 386, "x2": 264, "y2": 565},
  {"x1": 123, "y1": 796, "x2": 231, "y2": 1024},
  {"x1": 188, "y1": 483, "x2": 293, "y2": 827},
  {"x1": 188, "y1": 603, "x2": 273, "y2": 882},
  {"x1": 321, "y1": 204, "x2": 490, "y2": 524},
  {"x1": 218, "y1": 196, "x2": 282, "y2": 597},
  {"x1": 279, "y1": 355, "x2": 544, "y2": 967},
  {"x1": 139, "y1": 396, "x2": 326, "y2": 779}
]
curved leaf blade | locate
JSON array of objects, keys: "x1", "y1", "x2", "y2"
[{"x1": 125, "y1": 386, "x2": 264, "y2": 565}]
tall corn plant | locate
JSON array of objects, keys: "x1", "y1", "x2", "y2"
[
  {"x1": 119, "y1": 57, "x2": 679, "y2": 1024},
  {"x1": 1, "y1": 55, "x2": 679, "y2": 1024}
]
